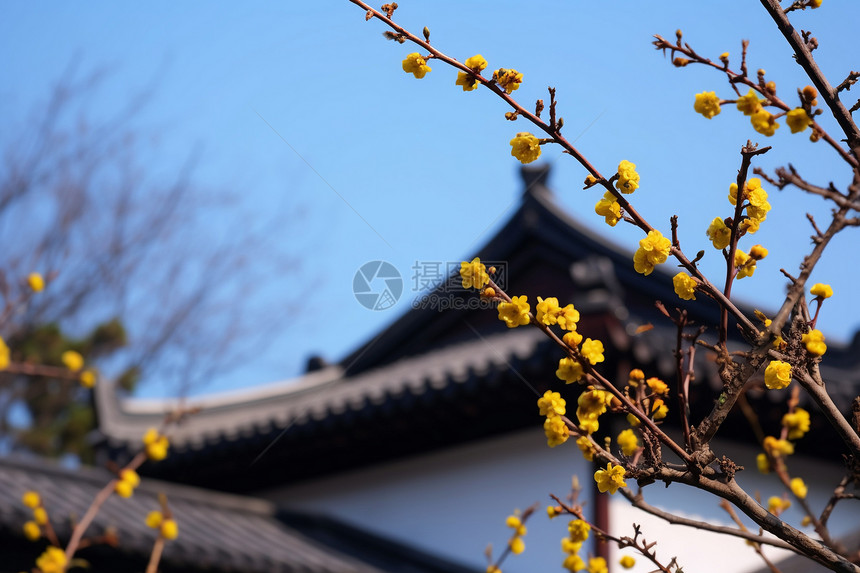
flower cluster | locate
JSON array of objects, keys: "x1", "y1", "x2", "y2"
[
  {"x1": 576, "y1": 388, "x2": 612, "y2": 435},
  {"x1": 146, "y1": 510, "x2": 179, "y2": 540},
  {"x1": 615, "y1": 160, "x2": 640, "y2": 194},
  {"x1": 728, "y1": 177, "x2": 771, "y2": 234},
  {"x1": 561, "y1": 519, "x2": 590, "y2": 572},
  {"x1": 455, "y1": 54, "x2": 488, "y2": 91},
  {"x1": 594, "y1": 192, "x2": 621, "y2": 227},
  {"x1": 594, "y1": 463, "x2": 627, "y2": 494},
  {"x1": 734, "y1": 244, "x2": 767, "y2": 279},
  {"x1": 535, "y1": 297, "x2": 580, "y2": 330},
  {"x1": 460, "y1": 258, "x2": 490, "y2": 290},
  {"x1": 114, "y1": 468, "x2": 141, "y2": 498},
  {"x1": 61, "y1": 350, "x2": 84, "y2": 372},
  {"x1": 22, "y1": 490, "x2": 48, "y2": 542},
  {"x1": 497, "y1": 295, "x2": 531, "y2": 328},
  {"x1": 539, "y1": 391, "x2": 570, "y2": 448},
  {"x1": 802, "y1": 328, "x2": 827, "y2": 356},
  {"x1": 505, "y1": 513, "x2": 527, "y2": 554},
  {"x1": 633, "y1": 230, "x2": 671, "y2": 276},
  {"x1": 782, "y1": 408, "x2": 810, "y2": 440},
  {"x1": 694, "y1": 91, "x2": 721, "y2": 119},
  {"x1": 617, "y1": 428, "x2": 640, "y2": 456},
  {"x1": 143, "y1": 428, "x2": 170, "y2": 461}
]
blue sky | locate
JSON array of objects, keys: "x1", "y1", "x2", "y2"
[{"x1": 2, "y1": 2, "x2": 858, "y2": 397}]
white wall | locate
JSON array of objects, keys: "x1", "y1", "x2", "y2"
[{"x1": 267, "y1": 430, "x2": 855, "y2": 573}]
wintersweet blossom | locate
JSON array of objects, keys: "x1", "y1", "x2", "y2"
[
  {"x1": 0, "y1": 337, "x2": 8, "y2": 371},
  {"x1": 587, "y1": 557, "x2": 608, "y2": 573},
  {"x1": 563, "y1": 555, "x2": 585, "y2": 572},
  {"x1": 764, "y1": 435, "x2": 794, "y2": 457},
  {"x1": 651, "y1": 398, "x2": 668, "y2": 420},
  {"x1": 535, "y1": 297, "x2": 561, "y2": 326},
  {"x1": 768, "y1": 496, "x2": 791, "y2": 515},
  {"x1": 161, "y1": 519, "x2": 179, "y2": 540},
  {"x1": 617, "y1": 429, "x2": 639, "y2": 456},
  {"x1": 563, "y1": 331, "x2": 583, "y2": 348},
  {"x1": 633, "y1": 230, "x2": 671, "y2": 276},
  {"x1": 36, "y1": 546, "x2": 67, "y2": 573},
  {"x1": 764, "y1": 360, "x2": 792, "y2": 389},
  {"x1": 619, "y1": 556, "x2": 636, "y2": 569},
  {"x1": 556, "y1": 357, "x2": 584, "y2": 384},
  {"x1": 693, "y1": 91, "x2": 721, "y2": 119},
  {"x1": 594, "y1": 192, "x2": 621, "y2": 227},
  {"x1": 790, "y1": 477, "x2": 808, "y2": 499},
  {"x1": 568, "y1": 519, "x2": 590, "y2": 543},
  {"x1": 22, "y1": 491, "x2": 40, "y2": 508},
  {"x1": 751, "y1": 109, "x2": 779, "y2": 136},
  {"x1": 497, "y1": 295, "x2": 531, "y2": 328},
  {"x1": 615, "y1": 160, "x2": 640, "y2": 194},
  {"x1": 143, "y1": 428, "x2": 170, "y2": 461},
  {"x1": 23, "y1": 520, "x2": 41, "y2": 541},
  {"x1": 401, "y1": 53, "x2": 431, "y2": 78},
  {"x1": 556, "y1": 304, "x2": 580, "y2": 331},
  {"x1": 736, "y1": 90, "x2": 763, "y2": 116},
  {"x1": 509, "y1": 132, "x2": 541, "y2": 164},
  {"x1": 460, "y1": 258, "x2": 490, "y2": 289},
  {"x1": 647, "y1": 377, "x2": 669, "y2": 395},
  {"x1": 594, "y1": 463, "x2": 627, "y2": 494},
  {"x1": 580, "y1": 338, "x2": 604, "y2": 365},
  {"x1": 455, "y1": 54, "x2": 487, "y2": 91},
  {"x1": 786, "y1": 108, "x2": 812, "y2": 133},
  {"x1": 61, "y1": 350, "x2": 84, "y2": 371},
  {"x1": 782, "y1": 408, "x2": 810, "y2": 440},
  {"x1": 706, "y1": 217, "x2": 731, "y2": 250},
  {"x1": 27, "y1": 273, "x2": 45, "y2": 292},
  {"x1": 673, "y1": 272, "x2": 697, "y2": 300},
  {"x1": 802, "y1": 329, "x2": 827, "y2": 356},
  {"x1": 538, "y1": 390, "x2": 566, "y2": 417},
  {"x1": 810, "y1": 283, "x2": 833, "y2": 299},
  {"x1": 80, "y1": 370, "x2": 96, "y2": 388},
  {"x1": 544, "y1": 415, "x2": 569, "y2": 447},
  {"x1": 493, "y1": 68, "x2": 523, "y2": 93},
  {"x1": 576, "y1": 436, "x2": 595, "y2": 461},
  {"x1": 506, "y1": 515, "x2": 527, "y2": 537},
  {"x1": 734, "y1": 249, "x2": 757, "y2": 279}
]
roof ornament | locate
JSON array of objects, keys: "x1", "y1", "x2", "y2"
[{"x1": 520, "y1": 164, "x2": 552, "y2": 198}]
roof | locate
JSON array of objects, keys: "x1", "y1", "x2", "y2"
[
  {"x1": 92, "y1": 165, "x2": 860, "y2": 490},
  {"x1": 0, "y1": 455, "x2": 385, "y2": 573}
]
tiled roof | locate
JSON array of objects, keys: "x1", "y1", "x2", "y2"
[{"x1": 0, "y1": 456, "x2": 385, "y2": 573}]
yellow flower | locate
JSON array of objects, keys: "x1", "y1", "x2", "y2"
[
  {"x1": 651, "y1": 398, "x2": 668, "y2": 420},
  {"x1": 594, "y1": 463, "x2": 627, "y2": 494},
  {"x1": 735, "y1": 249, "x2": 756, "y2": 279},
  {"x1": 802, "y1": 329, "x2": 827, "y2": 356},
  {"x1": 673, "y1": 272, "x2": 697, "y2": 300},
  {"x1": 402, "y1": 53, "x2": 431, "y2": 78},
  {"x1": 61, "y1": 350, "x2": 84, "y2": 371},
  {"x1": 617, "y1": 428, "x2": 639, "y2": 456},
  {"x1": 577, "y1": 389, "x2": 611, "y2": 422},
  {"x1": 508, "y1": 536, "x2": 525, "y2": 554},
  {"x1": 764, "y1": 360, "x2": 792, "y2": 390},
  {"x1": 143, "y1": 428, "x2": 170, "y2": 461},
  {"x1": 586, "y1": 556, "x2": 608, "y2": 573},
  {"x1": 633, "y1": 230, "x2": 671, "y2": 276},
  {"x1": 161, "y1": 519, "x2": 179, "y2": 540},
  {"x1": 28, "y1": 272, "x2": 45, "y2": 292},
  {"x1": 23, "y1": 520, "x2": 41, "y2": 541},
  {"x1": 764, "y1": 435, "x2": 794, "y2": 457},
  {"x1": 594, "y1": 192, "x2": 621, "y2": 227},
  {"x1": 120, "y1": 468, "x2": 140, "y2": 487},
  {"x1": 556, "y1": 357, "x2": 583, "y2": 384},
  {"x1": 115, "y1": 480, "x2": 135, "y2": 498},
  {"x1": 36, "y1": 546, "x2": 68, "y2": 573},
  {"x1": 619, "y1": 555, "x2": 636, "y2": 569},
  {"x1": 80, "y1": 369, "x2": 96, "y2": 388},
  {"x1": 460, "y1": 258, "x2": 490, "y2": 290},
  {"x1": 34, "y1": 507, "x2": 48, "y2": 525},
  {"x1": 493, "y1": 68, "x2": 523, "y2": 93},
  {"x1": 544, "y1": 415, "x2": 570, "y2": 447},
  {"x1": 786, "y1": 108, "x2": 812, "y2": 133},
  {"x1": 584, "y1": 174, "x2": 598, "y2": 187},
  {"x1": 736, "y1": 89, "x2": 763, "y2": 116},
  {"x1": 487, "y1": 567, "x2": 501, "y2": 573},
  {"x1": 694, "y1": 91, "x2": 721, "y2": 119},
  {"x1": 563, "y1": 331, "x2": 583, "y2": 348},
  {"x1": 790, "y1": 477, "x2": 808, "y2": 499},
  {"x1": 547, "y1": 505, "x2": 560, "y2": 518},
  {"x1": 628, "y1": 369, "x2": 645, "y2": 386},
  {"x1": 556, "y1": 304, "x2": 580, "y2": 331},
  {"x1": 767, "y1": 496, "x2": 791, "y2": 515},
  {"x1": 811, "y1": 0, "x2": 822, "y2": 7},
  {"x1": 647, "y1": 377, "x2": 669, "y2": 395},
  {"x1": 563, "y1": 554, "x2": 585, "y2": 572},
  {"x1": 626, "y1": 413, "x2": 640, "y2": 427},
  {"x1": 615, "y1": 160, "x2": 640, "y2": 194},
  {"x1": 756, "y1": 452, "x2": 771, "y2": 474},
  {"x1": 0, "y1": 337, "x2": 8, "y2": 371},
  {"x1": 22, "y1": 491, "x2": 41, "y2": 508},
  {"x1": 749, "y1": 245, "x2": 768, "y2": 260},
  {"x1": 706, "y1": 217, "x2": 731, "y2": 250},
  {"x1": 580, "y1": 338, "x2": 604, "y2": 365},
  {"x1": 576, "y1": 436, "x2": 594, "y2": 461},
  {"x1": 751, "y1": 109, "x2": 779, "y2": 136},
  {"x1": 782, "y1": 407, "x2": 810, "y2": 440},
  {"x1": 510, "y1": 132, "x2": 541, "y2": 164},
  {"x1": 456, "y1": 72, "x2": 478, "y2": 91},
  {"x1": 146, "y1": 510, "x2": 164, "y2": 528},
  {"x1": 535, "y1": 296, "x2": 561, "y2": 326},
  {"x1": 506, "y1": 514, "x2": 527, "y2": 536},
  {"x1": 464, "y1": 54, "x2": 488, "y2": 72},
  {"x1": 810, "y1": 283, "x2": 833, "y2": 299},
  {"x1": 538, "y1": 390, "x2": 566, "y2": 417},
  {"x1": 568, "y1": 519, "x2": 591, "y2": 543},
  {"x1": 497, "y1": 295, "x2": 531, "y2": 328}
]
